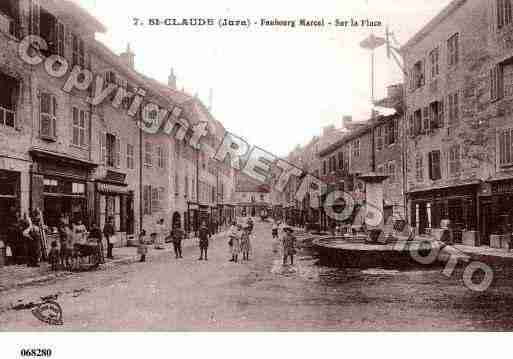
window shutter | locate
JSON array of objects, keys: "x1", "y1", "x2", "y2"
[
  {"x1": 99, "y1": 131, "x2": 106, "y2": 164},
  {"x1": 421, "y1": 59, "x2": 426, "y2": 86},
  {"x1": 499, "y1": 0, "x2": 505, "y2": 28},
  {"x1": 29, "y1": 0, "x2": 40, "y2": 36},
  {"x1": 439, "y1": 100, "x2": 444, "y2": 128},
  {"x1": 115, "y1": 137, "x2": 121, "y2": 168},
  {"x1": 40, "y1": 93, "x2": 52, "y2": 138}
]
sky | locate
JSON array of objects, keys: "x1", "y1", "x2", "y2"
[{"x1": 76, "y1": 0, "x2": 452, "y2": 157}]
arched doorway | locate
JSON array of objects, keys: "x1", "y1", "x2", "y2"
[{"x1": 172, "y1": 211, "x2": 181, "y2": 228}]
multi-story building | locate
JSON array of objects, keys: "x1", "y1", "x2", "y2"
[
  {"x1": 317, "y1": 86, "x2": 405, "y2": 229},
  {"x1": 0, "y1": 0, "x2": 235, "y2": 248},
  {"x1": 233, "y1": 171, "x2": 272, "y2": 219},
  {"x1": 402, "y1": 0, "x2": 513, "y2": 244}
]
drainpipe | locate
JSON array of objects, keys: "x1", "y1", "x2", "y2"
[
  {"x1": 371, "y1": 126, "x2": 376, "y2": 172},
  {"x1": 139, "y1": 127, "x2": 143, "y2": 233}
]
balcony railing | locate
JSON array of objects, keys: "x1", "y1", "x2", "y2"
[{"x1": 0, "y1": 106, "x2": 15, "y2": 128}]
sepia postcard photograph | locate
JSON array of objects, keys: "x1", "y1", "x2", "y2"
[{"x1": 1, "y1": 0, "x2": 513, "y2": 356}]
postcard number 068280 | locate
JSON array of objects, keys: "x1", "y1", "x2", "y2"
[{"x1": 20, "y1": 349, "x2": 52, "y2": 357}]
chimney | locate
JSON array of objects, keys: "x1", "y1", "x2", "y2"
[
  {"x1": 322, "y1": 124, "x2": 335, "y2": 136},
  {"x1": 386, "y1": 84, "x2": 403, "y2": 100},
  {"x1": 168, "y1": 68, "x2": 177, "y2": 89},
  {"x1": 342, "y1": 115, "x2": 352, "y2": 129},
  {"x1": 119, "y1": 43, "x2": 135, "y2": 69},
  {"x1": 208, "y1": 88, "x2": 213, "y2": 112}
]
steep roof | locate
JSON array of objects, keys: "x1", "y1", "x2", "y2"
[{"x1": 60, "y1": 0, "x2": 107, "y2": 33}]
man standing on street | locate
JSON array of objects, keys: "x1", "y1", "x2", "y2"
[
  {"x1": 103, "y1": 217, "x2": 115, "y2": 259},
  {"x1": 198, "y1": 221, "x2": 210, "y2": 261},
  {"x1": 170, "y1": 224, "x2": 184, "y2": 259}
]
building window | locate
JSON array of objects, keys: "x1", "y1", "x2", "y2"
[
  {"x1": 157, "y1": 145, "x2": 165, "y2": 168},
  {"x1": 105, "y1": 71, "x2": 117, "y2": 85},
  {"x1": 0, "y1": 72, "x2": 17, "y2": 128},
  {"x1": 127, "y1": 143, "x2": 134, "y2": 170},
  {"x1": 145, "y1": 142, "x2": 153, "y2": 167},
  {"x1": 415, "y1": 155, "x2": 424, "y2": 181},
  {"x1": 72, "y1": 182, "x2": 85, "y2": 194},
  {"x1": 376, "y1": 126, "x2": 383, "y2": 151},
  {"x1": 498, "y1": 0, "x2": 513, "y2": 29},
  {"x1": 429, "y1": 100, "x2": 444, "y2": 130},
  {"x1": 388, "y1": 162, "x2": 396, "y2": 182},
  {"x1": 338, "y1": 152, "x2": 344, "y2": 170},
  {"x1": 352, "y1": 139, "x2": 360, "y2": 158},
  {"x1": 448, "y1": 144, "x2": 461, "y2": 176},
  {"x1": 499, "y1": 128, "x2": 513, "y2": 167},
  {"x1": 428, "y1": 150, "x2": 442, "y2": 180},
  {"x1": 143, "y1": 185, "x2": 151, "y2": 215},
  {"x1": 422, "y1": 107, "x2": 430, "y2": 133},
  {"x1": 72, "y1": 33, "x2": 85, "y2": 68},
  {"x1": 40, "y1": 92, "x2": 57, "y2": 139},
  {"x1": 413, "y1": 109, "x2": 422, "y2": 136},
  {"x1": 377, "y1": 164, "x2": 384, "y2": 174},
  {"x1": 40, "y1": 8, "x2": 64, "y2": 56},
  {"x1": 322, "y1": 160, "x2": 327, "y2": 175},
  {"x1": 184, "y1": 175, "x2": 189, "y2": 198},
  {"x1": 386, "y1": 119, "x2": 397, "y2": 145},
  {"x1": 447, "y1": 33, "x2": 459, "y2": 67},
  {"x1": 106, "y1": 133, "x2": 120, "y2": 168},
  {"x1": 72, "y1": 107, "x2": 88, "y2": 148},
  {"x1": 411, "y1": 59, "x2": 425, "y2": 89},
  {"x1": 491, "y1": 64, "x2": 504, "y2": 102},
  {"x1": 448, "y1": 92, "x2": 459, "y2": 126},
  {"x1": 429, "y1": 47, "x2": 439, "y2": 79},
  {"x1": 29, "y1": 0, "x2": 40, "y2": 36}
]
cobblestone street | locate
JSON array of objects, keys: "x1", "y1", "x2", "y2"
[{"x1": 1, "y1": 221, "x2": 513, "y2": 331}]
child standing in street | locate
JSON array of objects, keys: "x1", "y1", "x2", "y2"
[
  {"x1": 138, "y1": 230, "x2": 149, "y2": 262},
  {"x1": 240, "y1": 226, "x2": 252, "y2": 261},
  {"x1": 282, "y1": 226, "x2": 297, "y2": 266}
]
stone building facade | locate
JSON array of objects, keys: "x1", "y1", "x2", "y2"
[
  {"x1": 402, "y1": 0, "x2": 513, "y2": 244},
  {"x1": 317, "y1": 99, "x2": 405, "y2": 229},
  {"x1": 0, "y1": 0, "x2": 235, "y2": 248}
]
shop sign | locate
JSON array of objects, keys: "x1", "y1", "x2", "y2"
[
  {"x1": 492, "y1": 181, "x2": 513, "y2": 194},
  {"x1": 97, "y1": 183, "x2": 130, "y2": 194}
]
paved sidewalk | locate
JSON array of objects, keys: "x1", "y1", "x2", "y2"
[
  {"x1": 0, "y1": 230, "x2": 228, "y2": 293},
  {"x1": 453, "y1": 244, "x2": 513, "y2": 265}
]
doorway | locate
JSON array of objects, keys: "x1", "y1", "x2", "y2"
[{"x1": 480, "y1": 198, "x2": 492, "y2": 246}]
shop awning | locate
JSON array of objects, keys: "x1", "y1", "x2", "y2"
[
  {"x1": 407, "y1": 180, "x2": 481, "y2": 194},
  {"x1": 30, "y1": 148, "x2": 98, "y2": 168}
]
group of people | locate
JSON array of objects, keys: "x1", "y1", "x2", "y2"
[
  {"x1": 51, "y1": 215, "x2": 116, "y2": 271},
  {"x1": 5, "y1": 210, "x2": 44, "y2": 267},
  {"x1": 3, "y1": 210, "x2": 117, "y2": 270},
  {"x1": 227, "y1": 218, "x2": 253, "y2": 263}
]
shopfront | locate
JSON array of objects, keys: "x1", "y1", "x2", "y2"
[
  {"x1": 481, "y1": 179, "x2": 513, "y2": 245},
  {"x1": 0, "y1": 169, "x2": 20, "y2": 243},
  {"x1": 96, "y1": 182, "x2": 134, "y2": 236},
  {"x1": 409, "y1": 183, "x2": 478, "y2": 242},
  {"x1": 29, "y1": 149, "x2": 96, "y2": 231}
]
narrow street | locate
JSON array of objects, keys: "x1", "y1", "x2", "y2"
[{"x1": 2, "y1": 221, "x2": 513, "y2": 331}]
